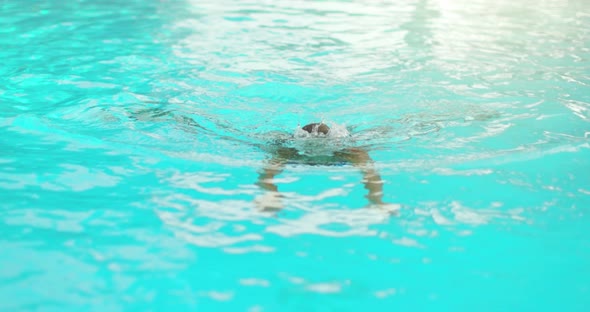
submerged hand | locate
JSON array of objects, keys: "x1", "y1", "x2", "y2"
[
  {"x1": 254, "y1": 191, "x2": 284, "y2": 212},
  {"x1": 366, "y1": 201, "x2": 401, "y2": 216}
]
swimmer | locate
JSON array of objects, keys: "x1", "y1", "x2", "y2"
[
  {"x1": 255, "y1": 122, "x2": 396, "y2": 214},
  {"x1": 125, "y1": 109, "x2": 396, "y2": 213}
]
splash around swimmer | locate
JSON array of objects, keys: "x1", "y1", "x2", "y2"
[
  {"x1": 124, "y1": 108, "x2": 398, "y2": 214},
  {"x1": 255, "y1": 122, "x2": 399, "y2": 214}
]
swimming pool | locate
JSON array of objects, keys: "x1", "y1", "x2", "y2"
[{"x1": 1, "y1": 0, "x2": 589, "y2": 310}]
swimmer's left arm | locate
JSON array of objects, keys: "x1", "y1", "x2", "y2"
[
  {"x1": 362, "y1": 168, "x2": 385, "y2": 205},
  {"x1": 336, "y1": 148, "x2": 385, "y2": 205}
]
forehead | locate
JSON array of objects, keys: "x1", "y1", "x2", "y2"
[
  {"x1": 302, "y1": 123, "x2": 318, "y2": 130},
  {"x1": 302, "y1": 123, "x2": 329, "y2": 133}
]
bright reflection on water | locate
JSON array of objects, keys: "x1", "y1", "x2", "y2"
[{"x1": 1, "y1": 0, "x2": 589, "y2": 310}]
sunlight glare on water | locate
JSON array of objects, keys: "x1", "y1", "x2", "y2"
[{"x1": 1, "y1": 0, "x2": 589, "y2": 311}]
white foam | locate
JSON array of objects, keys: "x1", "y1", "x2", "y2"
[{"x1": 326, "y1": 122, "x2": 351, "y2": 138}]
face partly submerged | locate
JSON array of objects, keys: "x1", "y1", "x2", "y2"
[
  {"x1": 302, "y1": 123, "x2": 330, "y2": 135},
  {"x1": 287, "y1": 122, "x2": 352, "y2": 158}
]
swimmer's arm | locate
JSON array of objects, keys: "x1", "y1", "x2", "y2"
[
  {"x1": 256, "y1": 161, "x2": 284, "y2": 193},
  {"x1": 336, "y1": 148, "x2": 384, "y2": 205},
  {"x1": 360, "y1": 165, "x2": 385, "y2": 205},
  {"x1": 255, "y1": 161, "x2": 285, "y2": 212},
  {"x1": 255, "y1": 147, "x2": 299, "y2": 212},
  {"x1": 256, "y1": 147, "x2": 297, "y2": 193}
]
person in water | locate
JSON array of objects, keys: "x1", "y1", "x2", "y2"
[
  {"x1": 126, "y1": 108, "x2": 394, "y2": 213},
  {"x1": 255, "y1": 122, "x2": 393, "y2": 213}
]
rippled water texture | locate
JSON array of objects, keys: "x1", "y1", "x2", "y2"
[{"x1": 1, "y1": 0, "x2": 590, "y2": 310}]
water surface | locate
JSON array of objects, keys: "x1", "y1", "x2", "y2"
[{"x1": 1, "y1": 0, "x2": 589, "y2": 311}]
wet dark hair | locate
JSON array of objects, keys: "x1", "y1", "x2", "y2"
[{"x1": 302, "y1": 123, "x2": 330, "y2": 135}]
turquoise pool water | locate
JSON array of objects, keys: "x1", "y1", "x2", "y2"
[{"x1": 1, "y1": 0, "x2": 590, "y2": 310}]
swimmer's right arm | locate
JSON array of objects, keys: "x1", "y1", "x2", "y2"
[
  {"x1": 254, "y1": 147, "x2": 297, "y2": 211},
  {"x1": 254, "y1": 162, "x2": 285, "y2": 212},
  {"x1": 256, "y1": 147, "x2": 297, "y2": 192},
  {"x1": 256, "y1": 162, "x2": 283, "y2": 193}
]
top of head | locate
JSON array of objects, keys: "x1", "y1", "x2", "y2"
[{"x1": 302, "y1": 123, "x2": 330, "y2": 135}]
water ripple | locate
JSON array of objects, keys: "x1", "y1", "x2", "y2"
[{"x1": 2, "y1": 0, "x2": 590, "y2": 310}]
